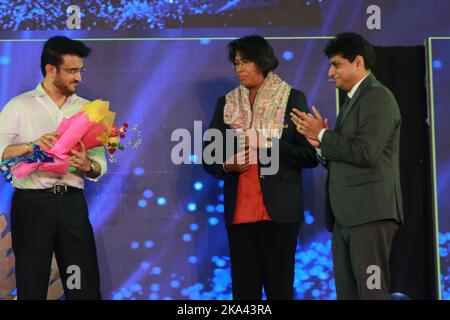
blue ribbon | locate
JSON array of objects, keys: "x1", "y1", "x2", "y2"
[{"x1": 0, "y1": 144, "x2": 54, "y2": 182}]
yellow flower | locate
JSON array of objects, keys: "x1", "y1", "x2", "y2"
[
  {"x1": 81, "y1": 100, "x2": 116, "y2": 145},
  {"x1": 109, "y1": 137, "x2": 119, "y2": 144}
]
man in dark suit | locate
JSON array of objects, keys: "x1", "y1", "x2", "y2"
[{"x1": 291, "y1": 32, "x2": 403, "y2": 299}]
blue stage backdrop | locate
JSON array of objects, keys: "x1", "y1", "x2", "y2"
[
  {"x1": 0, "y1": 0, "x2": 449, "y2": 300},
  {"x1": 428, "y1": 38, "x2": 450, "y2": 300}
]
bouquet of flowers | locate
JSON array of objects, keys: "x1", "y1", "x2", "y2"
[
  {"x1": 1, "y1": 100, "x2": 128, "y2": 181},
  {"x1": 107, "y1": 123, "x2": 128, "y2": 155}
]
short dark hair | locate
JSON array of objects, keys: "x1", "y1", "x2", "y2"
[
  {"x1": 40, "y1": 36, "x2": 91, "y2": 76},
  {"x1": 324, "y1": 32, "x2": 375, "y2": 70},
  {"x1": 228, "y1": 35, "x2": 279, "y2": 76}
]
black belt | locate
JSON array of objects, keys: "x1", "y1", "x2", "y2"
[{"x1": 15, "y1": 184, "x2": 82, "y2": 195}]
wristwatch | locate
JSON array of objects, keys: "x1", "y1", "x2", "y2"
[{"x1": 88, "y1": 160, "x2": 96, "y2": 173}]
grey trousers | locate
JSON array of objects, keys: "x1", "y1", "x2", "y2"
[{"x1": 332, "y1": 219, "x2": 399, "y2": 300}]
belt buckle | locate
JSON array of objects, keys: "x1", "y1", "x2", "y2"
[{"x1": 53, "y1": 184, "x2": 68, "y2": 195}]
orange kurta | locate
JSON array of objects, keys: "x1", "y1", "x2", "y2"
[{"x1": 233, "y1": 163, "x2": 272, "y2": 224}]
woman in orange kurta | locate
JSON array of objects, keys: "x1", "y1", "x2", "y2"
[{"x1": 203, "y1": 35, "x2": 318, "y2": 300}]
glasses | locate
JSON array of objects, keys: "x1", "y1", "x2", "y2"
[
  {"x1": 232, "y1": 59, "x2": 251, "y2": 69},
  {"x1": 57, "y1": 66, "x2": 86, "y2": 75}
]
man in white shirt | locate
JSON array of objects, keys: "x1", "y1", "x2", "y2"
[
  {"x1": 0, "y1": 36, "x2": 107, "y2": 299},
  {"x1": 291, "y1": 33, "x2": 403, "y2": 299}
]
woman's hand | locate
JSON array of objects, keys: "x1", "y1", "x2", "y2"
[{"x1": 223, "y1": 148, "x2": 251, "y2": 173}]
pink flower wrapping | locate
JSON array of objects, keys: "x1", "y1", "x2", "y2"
[{"x1": 11, "y1": 100, "x2": 115, "y2": 179}]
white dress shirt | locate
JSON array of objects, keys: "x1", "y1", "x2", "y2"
[{"x1": 0, "y1": 83, "x2": 107, "y2": 189}]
